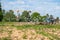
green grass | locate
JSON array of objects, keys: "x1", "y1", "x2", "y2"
[
  {"x1": 36, "y1": 31, "x2": 53, "y2": 40},
  {"x1": 0, "y1": 22, "x2": 60, "y2": 29},
  {"x1": 36, "y1": 31, "x2": 60, "y2": 40},
  {"x1": 0, "y1": 37, "x2": 11, "y2": 40},
  {"x1": 23, "y1": 34, "x2": 27, "y2": 39},
  {"x1": 10, "y1": 24, "x2": 60, "y2": 30}
]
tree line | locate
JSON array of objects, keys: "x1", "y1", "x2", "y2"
[{"x1": 0, "y1": 2, "x2": 59, "y2": 24}]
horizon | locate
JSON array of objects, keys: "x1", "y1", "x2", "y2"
[{"x1": 1, "y1": 0, "x2": 60, "y2": 18}]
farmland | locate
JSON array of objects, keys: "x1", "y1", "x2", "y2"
[{"x1": 0, "y1": 22, "x2": 60, "y2": 40}]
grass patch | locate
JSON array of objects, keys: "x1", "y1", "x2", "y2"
[
  {"x1": 36, "y1": 31, "x2": 53, "y2": 40},
  {"x1": 23, "y1": 34, "x2": 27, "y2": 39},
  {"x1": 0, "y1": 22, "x2": 60, "y2": 40},
  {"x1": 0, "y1": 37, "x2": 11, "y2": 40},
  {"x1": 36, "y1": 30, "x2": 60, "y2": 40},
  {"x1": 11, "y1": 24, "x2": 60, "y2": 30}
]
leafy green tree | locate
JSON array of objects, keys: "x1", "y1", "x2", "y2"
[
  {"x1": 49, "y1": 15, "x2": 54, "y2": 24},
  {"x1": 21, "y1": 10, "x2": 30, "y2": 22},
  {"x1": 2, "y1": 10, "x2": 5, "y2": 15},
  {"x1": 40, "y1": 16, "x2": 46, "y2": 22},
  {"x1": 3, "y1": 10, "x2": 16, "y2": 22},
  {"x1": 31, "y1": 12, "x2": 40, "y2": 22},
  {"x1": 44, "y1": 14, "x2": 50, "y2": 22},
  {"x1": 0, "y1": 2, "x2": 3, "y2": 21}
]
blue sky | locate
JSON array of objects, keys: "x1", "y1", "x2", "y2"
[{"x1": 1, "y1": 0, "x2": 60, "y2": 18}]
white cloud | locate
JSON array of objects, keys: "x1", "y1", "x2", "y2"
[
  {"x1": 9, "y1": 0, "x2": 25, "y2": 5},
  {"x1": 9, "y1": 2, "x2": 16, "y2": 5},
  {"x1": 21, "y1": 5, "x2": 31, "y2": 8},
  {"x1": 28, "y1": 0, "x2": 34, "y2": 2},
  {"x1": 55, "y1": 6, "x2": 60, "y2": 10}
]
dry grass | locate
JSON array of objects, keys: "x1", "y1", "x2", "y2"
[{"x1": 0, "y1": 22, "x2": 60, "y2": 40}]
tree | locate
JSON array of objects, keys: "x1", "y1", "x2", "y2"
[
  {"x1": 40, "y1": 16, "x2": 46, "y2": 22},
  {"x1": 43, "y1": 14, "x2": 50, "y2": 24},
  {"x1": 49, "y1": 15, "x2": 54, "y2": 24},
  {"x1": 46, "y1": 14, "x2": 49, "y2": 17},
  {"x1": 0, "y1": 2, "x2": 3, "y2": 21},
  {"x1": 31, "y1": 12, "x2": 40, "y2": 22},
  {"x1": 2, "y1": 10, "x2": 5, "y2": 15},
  {"x1": 2, "y1": 10, "x2": 6, "y2": 21},
  {"x1": 4, "y1": 10, "x2": 16, "y2": 22},
  {"x1": 56, "y1": 17, "x2": 59, "y2": 23},
  {"x1": 21, "y1": 10, "x2": 30, "y2": 22},
  {"x1": 49, "y1": 15, "x2": 54, "y2": 19}
]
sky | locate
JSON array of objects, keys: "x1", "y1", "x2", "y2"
[{"x1": 1, "y1": 0, "x2": 60, "y2": 18}]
